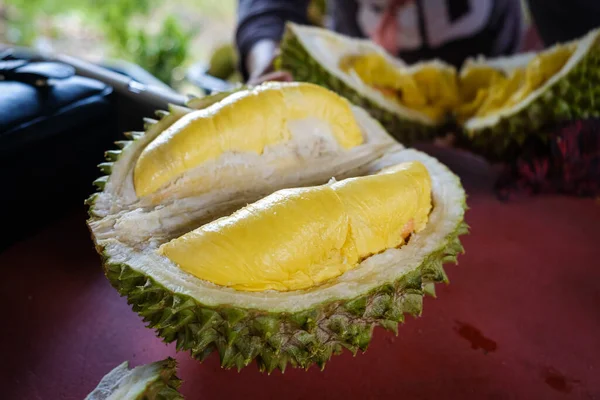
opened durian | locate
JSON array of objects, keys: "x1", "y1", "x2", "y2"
[
  {"x1": 86, "y1": 81, "x2": 468, "y2": 373},
  {"x1": 278, "y1": 22, "x2": 600, "y2": 160},
  {"x1": 84, "y1": 358, "x2": 183, "y2": 400}
]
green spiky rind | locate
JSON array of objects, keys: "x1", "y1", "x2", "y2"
[
  {"x1": 98, "y1": 162, "x2": 113, "y2": 174},
  {"x1": 85, "y1": 142, "x2": 127, "y2": 217},
  {"x1": 422, "y1": 282, "x2": 437, "y2": 298},
  {"x1": 278, "y1": 24, "x2": 600, "y2": 162},
  {"x1": 93, "y1": 175, "x2": 109, "y2": 190},
  {"x1": 144, "y1": 118, "x2": 158, "y2": 131},
  {"x1": 277, "y1": 25, "x2": 442, "y2": 146},
  {"x1": 84, "y1": 357, "x2": 183, "y2": 400},
  {"x1": 186, "y1": 85, "x2": 248, "y2": 110},
  {"x1": 136, "y1": 358, "x2": 183, "y2": 400},
  {"x1": 84, "y1": 105, "x2": 186, "y2": 218},
  {"x1": 96, "y1": 209, "x2": 467, "y2": 374},
  {"x1": 460, "y1": 38, "x2": 600, "y2": 162},
  {"x1": 125, "y1": 131, "x2": 145, "y2": 140}
]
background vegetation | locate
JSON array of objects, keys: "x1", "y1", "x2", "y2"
[
  {"x1": 0, "y1": 0, "x2": 236, "y2": 90},
  {"x1": 0, "y1": 0, "x2": 534, "y2": 92}
]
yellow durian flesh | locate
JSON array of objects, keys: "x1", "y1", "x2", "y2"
[
  {"x1": 158, "y1": 161, "x2": 432, "y2": 292},
  {"x1": 455, "y1": 65, "x2": 506, "y2": 122},
  {"x1": 411, "y1": 66, "x2": 460, "y2": 112},
  {"x1": 474, "y1": 69, "x2": 526, "y2": 117},
  {"x1": 338, "y1": 44, "x2": 575, "y2": 123},
  {"x1": 499, "y1": 45, "x2": 574, "y2": 111},
  {"x1": 339, "y1": 53, "x2": 459, "y2": 121},
  {"x1": 133, "y1": 82, "x2": 365, "y2": 198},
  {"x1": 458, "y1": 44, "x2": 575, "y2": 120},
  {"x1": 339, "y1": 53, "x2": 428, "y2": 107},
  {"x1": 330, "y1": 161, "x2": 430, "y2": 258}
]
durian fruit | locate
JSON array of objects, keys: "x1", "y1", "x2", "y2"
[
  {"x1": 277, "y1": 23, "x2": 600, "y2": 160},
  {"x1": 458, "y1": 32, "x2": 600, "y2": 160},
  {"x1": 84, "y1": 358, "x2": 183, "y2": 400},
  {"x1": 86, "y1": 81, "x2": 468, "y2": 373},
  {"x1": 277, "y1": 22, "x2": 454, "y2": 145}
]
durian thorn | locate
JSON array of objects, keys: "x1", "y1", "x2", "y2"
[
  {"x1": 143, "y1": 118, "x2": 158, "y2": 130},
  {"x1": 97, "y1": 162, "x2": 113, "y2": 174},
  {"x1": 93, "y1": 176, "x2": 108, "y2": 190},
  {"x1": 104, "y1": 150, "x2": 121, "y2": 161},
  {"x1": 114, "y1": 140, "x2": 129, "y2": 149},
  {"x1": 84, "y1": 193, "x2": 99, "y2": 207},
  {"x1": 123, "y1": 131, "x2": 143, "y2": 140},
  {"x1": 168, "y1": 103, "x2": 193, "y2": 114},
  {"x1": 155, "y1": 109, "x2": 170, "y2": 119}
]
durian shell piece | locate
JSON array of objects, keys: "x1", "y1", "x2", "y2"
[
  {"x1": 461, "y1": 31, "x2": 600, "y2": 161},
  {"x1": 277, "y1": 23, "x2": 443, "y2": 147},
  {"x1": 277, "y1": 22, "x2": 600, "y2": 161},
  {"x1": 84, "y1": 358, "x2": 183, "y2": 400}
]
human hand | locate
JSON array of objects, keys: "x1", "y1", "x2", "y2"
[
  {"x1": 246, "y1": 39, "x2": 294, "y2": 86},
  {"x1": 247, "y1": 70, "x2": 294, "y2": 86}
]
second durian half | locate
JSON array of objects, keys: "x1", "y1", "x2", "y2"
[
  {"x1": 86, "y1": 81, "x2": 468, "y2": 373},
  {"x1": 277, "y1": 23, "x2": 600, "y2": 160},
  {"x1": 84, "y1": 358, "x2": 183, "y2": 400}
]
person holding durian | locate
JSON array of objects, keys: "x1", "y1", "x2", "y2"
[
  {"x1": 237, "y1": 0, "x2": 527, "y2": 85},
  {"x1": 236, "y1": 0, "x2": 600, "y2": 85},
  {"x1": 235, "y1": 0, "x2": 600, "y2": 197}
]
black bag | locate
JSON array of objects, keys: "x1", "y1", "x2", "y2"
[{"x1": 0, "y1": 56, "x2": 120, "y2": 249}]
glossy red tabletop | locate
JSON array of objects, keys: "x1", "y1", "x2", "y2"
[{"x1": 1, "y1": 146, "x2": 599, "y2": 400}]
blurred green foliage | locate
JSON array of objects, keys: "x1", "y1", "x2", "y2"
[
  {"x1": 2, "y1": 0, "x2": 71, "y2": 45},
  {"x1": 93, "y1": 0, "x2": 194, "y2": 85},
  {"x1": 127, "y1": 16, "x2": 193, "y2": 85},
  {"x1": 2, "y1": 0, "x2": 193, "y2": 85}
]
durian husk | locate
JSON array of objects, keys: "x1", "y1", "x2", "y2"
[
  {"x1": 459, "y1": 29, "x2": 600, "y2": 161},
  {"x1": 84, "y1": 358, "x2": 183, "y2": 400},
  {"x1": 276, "y1": 23, "x2": 443, "y2": 146},
  {"x1": 85, "y1": 88, "x2": 468, "y2": 373},
  {"x1": 278, "y1": 22, "x2": 600, "y2": 162}
]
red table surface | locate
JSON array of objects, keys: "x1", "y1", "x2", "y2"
[{"x1": 1, "y1": 146, "x2": 599, "y2": 400}]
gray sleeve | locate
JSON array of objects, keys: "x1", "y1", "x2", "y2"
[{"x1": 235, "y1": 0, "x2": 311, "y2": 79}]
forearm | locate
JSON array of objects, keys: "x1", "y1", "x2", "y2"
[{"x1": 235, "y1": 0, "x2": 311, "y2": 80}]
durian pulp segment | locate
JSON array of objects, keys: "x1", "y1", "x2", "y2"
[
  {"x1": 338, "y1": 44, "x2": 575, "y2": 124},
  {"x1": 339, "y1": 53, "x2": 460, "y2": 122},
  {"x1": 133, "y1": 82, "x2": 365, "y2": 197},
  {"x1": 458, "y1": 44, "x2": 576, "y2": 121},
  {"x1": 455, "y1": 66, "x2": 506, "y2": 122},
  {"x1": 158, "y1": 161, "x2": 431, "y2": 292}
]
